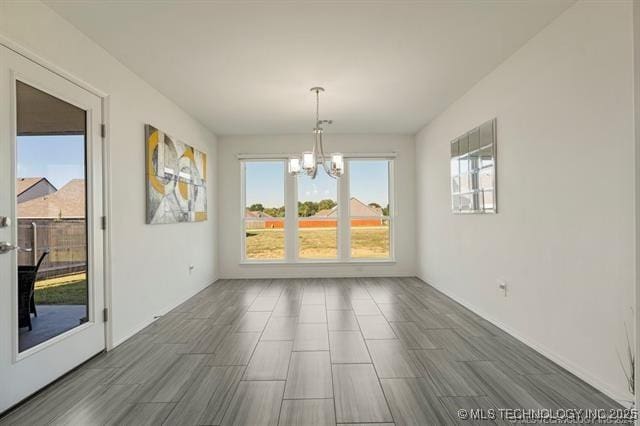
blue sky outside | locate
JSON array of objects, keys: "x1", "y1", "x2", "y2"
[
  {"x1": 245, "y1": 161, "x2": 285, "y2": 208},
  {"x1": 17, "y1": 135, "x2": 85, "y2": 189},
  {"x1": 245, "y1": 159, "x2": 389, "y2": 208},
  {"x1": 298, "y1": 170, "x2": 336, "y2": 204},
  {"x1": 18, "y1": 142, "x2": 389, "y2": 208},
  {"x1": 349, "y1": 160, "x2": 389, "y2": 207}
]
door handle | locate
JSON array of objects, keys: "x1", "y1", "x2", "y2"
[{"x1": 0, "y1": 242, "x2": 19, "y2": 254}]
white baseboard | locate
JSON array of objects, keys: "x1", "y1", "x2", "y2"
[
  {"x1": 220, "y1": 271, "x2": 415, "y2": 279},
  {"x1": 112, "y1": 316, "x2": 156, "y2": 349},
  {"x1": 110, "y1": 278, "x2": 217, "y2": 349},
  {"x1": 416, "y1": 275, "x2": 632, "y2": 406}
]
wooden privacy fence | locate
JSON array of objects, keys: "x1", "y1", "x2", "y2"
[{"x1": 17, "y1": 219, "x2": 86, "y2": 280}]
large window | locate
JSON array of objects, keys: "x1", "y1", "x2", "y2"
[
  {"x1": 241, "y1": 156, "x2": 393, "y2": 262},
  {"x1": 349, "y1": 160, "x2": 391, "y2": 259},
  {"x1": 298, "y1": 171, "x2": 338, "y2": 259},
  {"x1": 243, "y1": 161, "x2": 285, "y2": 260}
]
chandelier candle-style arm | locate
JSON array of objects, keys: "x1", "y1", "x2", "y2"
[{"x1": 288, "y1": 87, "x2": 344, "y2": 180}]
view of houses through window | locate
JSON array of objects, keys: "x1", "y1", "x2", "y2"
[{"x1": 243, "y1": 158, "x2": 392, "y2": 261}]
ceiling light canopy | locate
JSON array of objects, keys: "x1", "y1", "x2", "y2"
[{"x1": 288, "y1": 87, "x2": 343, "y2": 179}]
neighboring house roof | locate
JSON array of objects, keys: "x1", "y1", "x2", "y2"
[
  {"x1": 370, "y1": 206, "x2": 384, "y2": 215},
  {"x1": 310, "y1": 197, "x2": 383, "y2": 218},
  {"x1": 351, "y1": 197, "x2": 384, "y2": 216},
  {"x1": 18, "y1": 179, "x2": 85, "y2": 219},
  {"x1": 245, "y1": 209, "x2": 274, "y2": 219},
  {"x1": 17, "y1": 177, "x2": 55, "y2": 196},
  {"x1": 314, "y1": 208, "x2": 335, "y2": 217}
]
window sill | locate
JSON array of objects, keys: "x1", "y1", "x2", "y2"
[{"x1": 239, "y1": 259, "x2": 396, "y2": 266}]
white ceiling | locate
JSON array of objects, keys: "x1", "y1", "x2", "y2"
[{"x1": 46, "y1": 1, "x2": 573, "y2": 135}]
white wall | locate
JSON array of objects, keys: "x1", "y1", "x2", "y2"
[
  {"x1": 415, "y1": 0, "x2": 635, "y2": 402},
  {"x1": 0, "y1": 1, "x2": 218, "y2": 347},
  {"x1": 218, "y1": 134, "x2": 415, "y2": 278}
]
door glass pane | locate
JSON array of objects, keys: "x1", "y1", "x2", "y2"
[
  {"x1": 16, "y1": 81, "x2": 88, "y2": 352},
  {"x1": 349, "y1": 160, "x2": 390, "y2": 258},
  {"x1": 298, "y1": 172, "x2": 337, "y2": 259},
  {"x1": 244, "y1": 161, "x2": 285, "y2": 260}
]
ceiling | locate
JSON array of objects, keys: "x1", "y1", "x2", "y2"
[{"x1": 46, "y1": 1, "x2": 574, "y2": 135}]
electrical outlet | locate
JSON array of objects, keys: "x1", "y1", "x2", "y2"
[{"x1": 497, "y1": 279, "x2": 508, "y2": 297}]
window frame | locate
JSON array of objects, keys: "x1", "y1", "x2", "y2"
[{"x1": 240, "y1": 154, "x2": 396, "y2": 264}]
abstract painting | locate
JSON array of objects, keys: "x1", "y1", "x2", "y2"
[{"x1": 145, "y1": 124, "x2": 207, "y2": 224}]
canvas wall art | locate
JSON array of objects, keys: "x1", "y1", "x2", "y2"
[{"x1": 145, "y1": 124, "x2": 207, "y2": 224}]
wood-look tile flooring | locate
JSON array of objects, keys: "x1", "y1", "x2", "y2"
[{"x1": 0, "y1": 277, "x2": 621, "y2": 425}]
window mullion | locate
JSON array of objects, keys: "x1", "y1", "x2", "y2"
[
  {"x1": 285, "y1": 163, "x2": 297, "y2": 262},
  {"x1": 338, "y1": 161, "x2": 350, "y2": 261}
]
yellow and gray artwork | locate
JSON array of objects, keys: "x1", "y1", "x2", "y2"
[{"x1": 145, "y1": 124, "x2": 207, "y2": 224}]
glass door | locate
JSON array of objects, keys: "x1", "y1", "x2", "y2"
[
  {"x1": 0, "y1": 45, "x2": 105, "y2": 413},
  {"x1": 16, "y1": 80, "x2": 90, "y2": 352}
]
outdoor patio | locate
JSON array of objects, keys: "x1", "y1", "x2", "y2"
[{"x1": 18, "y1": 304, "x2": 87, "y2": 352}]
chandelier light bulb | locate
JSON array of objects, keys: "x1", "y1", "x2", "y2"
[
  {"x1": 288, "y1": 157, "x2": 301, "y2": 175},
  {"x1": 331, "y1": 153, "x2": 344, "y2": 176},
  {"x1": 302, "y1": 152, "x2": 315, "y2": 170}
]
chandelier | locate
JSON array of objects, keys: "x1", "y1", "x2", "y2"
[{"x1": 288, "y1": 87, "x2": 344, "y2": 179}]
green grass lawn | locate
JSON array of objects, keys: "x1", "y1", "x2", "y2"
[
  {"x1": 245, "y1": 228, "x2": 286, "y2": 259},
  {"x1": 299, "y1": 228, "x2": 337, "y2": 259},
  {"x1": 34, "y1": 276, "x2": 87, "y2": 305},
  {"x1": 351, "y1": 226, "x2": 391, "y2": 258},
  {"x1": 245, "y1": 226, "x2": 389, "y2": 259}
]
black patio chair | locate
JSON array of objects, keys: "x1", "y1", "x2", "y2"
[{"x1": 18, "y1": 251, "x2": 49, "y2": 331}]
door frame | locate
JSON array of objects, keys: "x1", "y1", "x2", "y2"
[{"x1": 0, "y1": 34, "x2": 114, "y2": 352}]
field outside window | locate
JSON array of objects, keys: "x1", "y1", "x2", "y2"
[
  {"x1": 349, "y1": 160, "x2": 391, "y2": 259},
  {"x1": 243, "y1": 161, "x2": 285, "y2": 260},
  {"x1": 298, "y1": 171, "x2": 338, "y2": 259}
]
